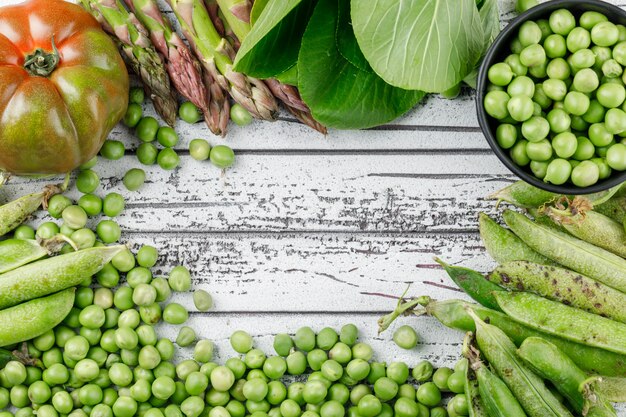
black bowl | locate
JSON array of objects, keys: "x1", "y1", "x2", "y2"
[{"x1": 476, "y1": 0, "x2": 626, "y2": 194}]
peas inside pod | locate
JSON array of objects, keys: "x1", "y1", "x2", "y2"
[{"x1": 484, "y1": 9, "x2": 626, "y2": 187}]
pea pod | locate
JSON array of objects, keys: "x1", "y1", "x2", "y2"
[
  {"x1": 0, "y1": 288, "x2": 75, "y2": 347},
  {"x1": 489, "y1": 181, "x2": 622, "y2": 209},
  {"x1": 542, "y1": 197, "x2": 626, "y2": 258},
  {"x1": 488, "y1": 261, "x2": 626, "y2": 324},
  {"x1": 435, "y1": 257, "x2": 503, "y2": 310},
  {"x1": 595, "y1": 196, "x2": 626, "y2": 224},
  {"x1": 467, "y1": 308, "x2": 574, "y2": 417},
  {"x1": 463, "y1": 333, "x2": 526, "y2": 417},
  {"x1": 462, "y1": 333, "x2": 489, "y2": 417},
  {"x1": 596, "y1": 377, "x2": 626, "y2": 403},
  {"x1": 0, "y1": 245, "x2": 125, "y2": 309},
  {"x1": 0, "y1": 236, "x2": 76, "y2": 274},
  {"x1": 0, "y1": 179, "x2": 67, "y2": 236},
  {"x1": 379, "y1": 297, "x2": 626, "y2": 376},
  {"x1": 518, "y1": 337, "x2": 617, "y2": 417},
  {"x1": 0, "y1": 348, "x2": 16, "y2": 369},
  {"x1": 495, "y1": 291, "x2": 626, "y2": 356},
  {"x1": 488, "y1": 181, "x2": 558, "y2": 208},
  {"x1": 478, "y1": 213, "x2": 554, "y2": 265},
  {"x1": 503, "y1": 210, "x2": 626, "y2": 292}
]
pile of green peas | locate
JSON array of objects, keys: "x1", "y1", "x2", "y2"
[
  {"x1": 122, "y1": 89, "x2": 236, "y2": 171},
  {"x1": 484, "y1": 9, "x2": 626, "y2": 187}
]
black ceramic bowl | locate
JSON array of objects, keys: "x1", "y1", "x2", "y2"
[{"x1": 476, "y1": 0, "x2": 626, "y2": 194}]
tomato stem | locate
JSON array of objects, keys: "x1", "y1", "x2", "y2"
[{"x1": 23, "y1": 37, "x2": 60, "y2": 77}]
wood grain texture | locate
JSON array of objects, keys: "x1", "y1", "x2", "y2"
[{"x1": 0, "y1": 0, "x2": 624, "y2": 412}]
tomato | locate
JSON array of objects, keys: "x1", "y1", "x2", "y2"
[{"x1": 0, "y1": 0, "x2": 129, "y2": 175}]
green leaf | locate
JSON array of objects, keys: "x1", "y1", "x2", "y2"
[
  {"x1": 233, "y1": 0, "x2": 316, "y2": 78},
  {"x1": 479, "y1": 0, "x2": 500, "y2": 50},
  {"x1": 351, "y1": 0, "x2": 485, "y2": 93},
  {"x1": 250, "y1": 0, "x2": 269, "y2": 25},
  {"x1": 275, "y1": 65, "x2": 298, "y2": 85},
  {"x1": 297, "y1": 0, "x2": 424, "y2": 129}
]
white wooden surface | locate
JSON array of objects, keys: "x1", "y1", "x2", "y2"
[{"x1": 1, "y1": 0, "x2": 625, "y2": 413}]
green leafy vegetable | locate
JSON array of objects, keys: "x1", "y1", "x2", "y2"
[
  {"x1": 479, "y1": 0, "x2": 500, "y2": 51},
  {"x1": 298, "y1": 0, "x2": 424, "y2": 129},
  {"x1": 250, "y1": 0, "x2": 269, "y2": 25},
  {"x1": 234, "y1": 0, "x2": 316, "y2": 78},
  {"x1": 350, "y1": 0, "x2": 485, "y2": 93}
]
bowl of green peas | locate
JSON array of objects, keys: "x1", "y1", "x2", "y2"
[{"x1": 477, "y1": 0, "x2": 626, "y2": 193}]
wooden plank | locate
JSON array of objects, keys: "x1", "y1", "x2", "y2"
[
  {"x1": 3, "y1": 154, "x2": 514, "y2": 232},
  {"x1": 116, "y1": 231, "x2": 485, "y2": 313}
]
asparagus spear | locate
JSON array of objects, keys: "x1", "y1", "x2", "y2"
[
  {"x1": 81, "y1": 0, "x2": 178, "y2": 126},
  {"x1": 213, "y1": 0, "x2": 327, "y2": 133},
  {"x1": 167, "y1": 0, "x2": 279, "y2": 121},
  {"x1": 124, "y1": 0, "x2": 228, "y2": 135}
]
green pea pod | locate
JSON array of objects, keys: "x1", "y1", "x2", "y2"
[
  {"x1": 488, "y1": 261, "x2": 626, "y2": 324},
  {"x1": 0, "y1": 236, "x2": 76, "y2": 274},
  {"x1": 0, "y1": 348, "x2": 16, "y2": 369},
  {"x1": 0, "y1": 288, "x2": 75, "y2": 347},
  {"x1": 463, "y1": 333, "x2": 527, "y2": 417},
  {"x1": 467, "y1": 308, "x2": 574, "y2": 417},
  {"x1": 379, "y1": 297, "x2": 626, "y2": 376},
  {"x1": 596, "y1": 377, "x2": 626, "y2": 403},
  {"x1": 462, "y1": 333, "x2": 489, "y2": 417},
  {"x1": 518, "y1": 337, "x2": 617, "y2": 417},
  {"x1": 595, "y1": 196, "x2": 626, "y2": 224},
  {"x1": 478, "y1": 213, "x2": 554, "y2": 265},
  {"x1": 495, "y1": 291, "x2": 626, "y2": 356},
  {"x1": 489, "y1": 181, "x2": 622, "y2": 209},
  {"x1": 0, "y1": 180, "x2": 66, "y2": 237},
  {"x1": 488, "y1": 181, "x2": 558, "y2": 208},
  {"x1": 435, "y1": 258, "x2": 503, "y2": 311},
  {"x1": 0, "y1": 245, "x2": 125, "y2": 309},
  {"x1": 541, "y1": 198, "x2": 626, "y2": 258},
  {"x1": 503, "y1": 210, "x2": 626, "y2": 292}
]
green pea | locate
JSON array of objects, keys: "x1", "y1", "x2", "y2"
[
  {"x1": 546, "y1": 58, "x2": 570, "y2": 80},
  {"x1": 286, "y1": 351, "x2": 307, "y2": 375},
  {"x1": 138, "y1": 345, "x2": 161, "y2": 370},
  {"x1": 189, "y1": 289, "x2": 212, "y2": 311},
  {"x1": 571, "y1": 160, "x2": 600, "y2": 187},
  {"x1": 416, "y1": 381, "x2": 441, "y2": 407},
  {"x1": 136, "y1": 117, "x2": 159, "y2": 142},
  {"x1": 544, "y1": 158, "x2": 572, "y2": 185},
  {"x1": 371, "y1": 377, "x2": 397, "y2": 402},
  {"x1": 566, "y1": 27, "x2": 591, "y2": 52},
  {"x1": 61, "y1": 205, "x2": 87, "y2": 230},
  {"x1": 137, "y1": 143, "x2": 158, "y2": 165},
  {"x1": 77, "y1": 194, "x2": 102, "y2": 217},
  {"x1": 519, "y1": 21, "x2": 542, "y2": 47},
  {"x1": 36, "y1": 221, "x2": 60, "y2": 239},
  {"x1": 259, "y1": 356, "x2": 285, "y2": 380},
  {"x1": 168, "y1": 265, "x2": 192, "y2": 292},
  {"x1": 210, "y1": 145, "x2": 235, "y2": 169},
  {"x1": 346, "y1": 359, "x2": 370, "y2": 381},
  {"x1": 328, "y1": 342, "x2": 352, "y2": 365},
  {"x1": 520, "y1": 44, "x2": 546, "y2": 67},
  {"x1": 139, "y1": 303, "x2": 162, "y2": 325},
  {"x1": 597, "y1": 83, "x2": 626, "y2": 108},
  {"x1": 157, "y1": 126, "x2": 179, "y2": 148},
  {"x1": 592, "y1": 21, "x2": 619, "y2": 46},
  {"x1": 179, "y1": 102, "x2": 202, "y2": 124},
  {"x1": 510, "y1": 140, "x2": 531, "y2": 166},
  {"x1": 245, "y1": 349, "x2": 267, "y2": 369},
  {"x1": 272, "y1": 333, "x2": 293, "y2": 357},
  {"x1": 79, "y1": 305, "x2": 105, "y2": 329},
  {"x1": 100, "y1": 140, "x2": 125, "y2": 160},
  {"x1": 230, "y1": 104, "x2": 253, "y2": 126},
  {"x1": 303, "y1": 380, "x2": 327, "y2": 405},
  {"x1": 592, "y1": 157, "x2": 613, "y2": 179},
  {"x1": 190, "y1": 339, "x2": 213, "y2": 364},
  {"x1": 549, "y1": 9, "x2": 576, "y2": 36},
  {"x1": 392, "y1": 325, "x2": 418, "y2": 349},
  {"x1": 487, "y1": 63, "x2": 514, "y2": 86},
  {"x1": 76, "y1": 169, "x2": 100, "y2": 194},
  {"x1": 510, "y1": 37, "x2": 523, "y2": 54},
  {"x1": 551, "y1": 132, "x2": 577, "y2": 158},
  {"x1": 352, "y1": 343, "x2": 373, "y2": 361},
  {"x1": 357, "y1": 395, "x2": 381, "y2": 417},
  {"x1": 483, "y1": 90, "x2": 510, "y2": 120},
  {"x1": 112, "y1": 248, "x2": 135, "y2": 272},
  {"x1": 228, "y1": 330, "x2": 252, "y2": 353},
  {"x1": 157, "y1": 148, "x2": 180, "y2": 170},
  {"x1": 176, "y1": 326, "x2": 196, "y2": 347},
  {"x1": 606, "y1": 143, "x2": 626, "y2": 170},
  {"x1": 589, "y1": 123, "x2": 614, "y2": 147},
  {"x1": 187, "y1": 138, "x2": 211, "y2": 161},
  {"x1": 103, "y1": 193, "x2": 125, "y2": 217},
  {"x1": 211, "y1": 366, "x2": 235, "y2": 392},
  {"x1": 447, "y1": 371, "x2": 466, "y2": 394},
  {"x1": 122, "y1": 168, "x2": 146, "y2": 191},
  {"x1": 123, "y1": 102, "x2": 143, "y2": 127}
]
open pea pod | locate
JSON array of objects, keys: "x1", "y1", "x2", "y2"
[{"x1": 0, "y1": 236, "x2": 75, "y2": 274}]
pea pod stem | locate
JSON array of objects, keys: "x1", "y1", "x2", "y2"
[
  {"x1": 517, "y1": 337, "x2": 617, "y2": 417},
  {"x1": 0, "y1": 175, "x2": 69, "y2": 236},
  {"x1": 503, "y1": 210, "x2": 626, "y2": 293},
  {"x1": 488, "y1": 261, "x2": 626, "y2": 324},
  {"x1": 466, "y1": 308, "x2": 574, "y2": 417},
  {"x1": 434, "y1": 257, "x2": 503, "y2": 311},
  {"x1": 378, "y1": 295, "x2": 626, "y2": 377},
  {"x1": 0, "y1": 288, "x2": 75, "y2": 347},
  {"x1": 0, "y1": 245, "x2": 125, "y2": 309},
  {"x1": 462, "y1": 332, "x2": 527, "y2": 417},
  {"x1": 495, "y1": 291, "x2": 626, "y2": 356},
  {"x1": 478, "y1": 213, "x2": 554, "y2": 265}
]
